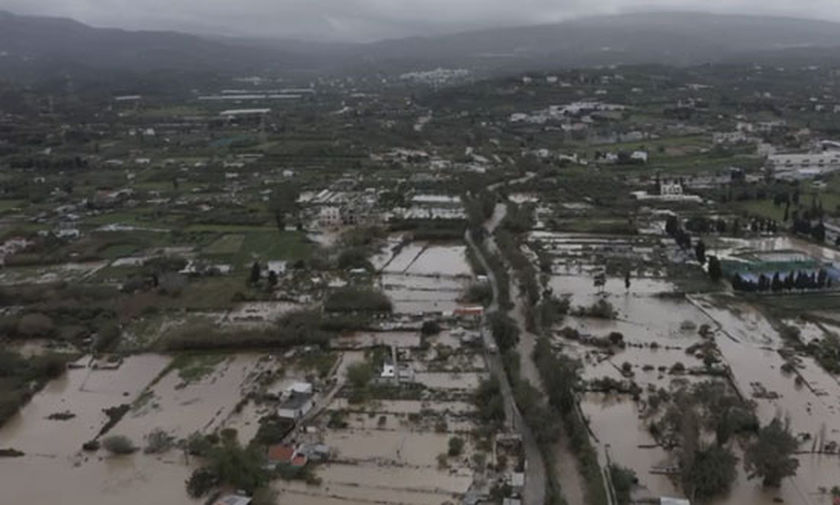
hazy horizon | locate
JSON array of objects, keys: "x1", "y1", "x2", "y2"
[{"x1": 2, "y1": 0, "x2": 839, "y2": 43}]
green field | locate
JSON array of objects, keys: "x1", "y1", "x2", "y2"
[{"x1": 203, "y1": 234, "x2": 245, "y2": 255}]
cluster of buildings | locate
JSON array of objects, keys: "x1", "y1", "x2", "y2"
[{"x1": 509, "y1": 101, "x2": 626, "y2": 126}]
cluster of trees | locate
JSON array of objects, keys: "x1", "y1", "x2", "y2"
[
  {"x1": 665, "y1": 215, "x2": 693, "y2": 250},
  {"x1": 532, "y1": 338, "x2": 608, "y2": 505},
  {"x1": 0, "y1": 351, "x2": 67, "y2": 426},
  {"x1": 474, "y1": 377, "x2": 506, "y2": 429},
  {"x1": 732, "y1": 269, "x2": 832, "y2": 292},
  {"x1": 648, "y1": 381, "x2": 799, "y2": 499},
  {"x1": 488, "y1": 312, "x2": 520, "y2": 353},
  {"x1": 791, "y1": 217, "x2": 826, "y2": 243},
  {"x1": 186, "y1": 431, "x2": 268, "y2": 498},
  {"x1": 165, "y1": 309, "x2": 334, "y2": 350}
]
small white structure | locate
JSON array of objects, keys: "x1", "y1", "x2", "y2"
[
  {"x1": 381, "y1": 362, "x2": 396, "y2": 379},
  {"x1": 660, "y1": 182, "x2": 684, "y2": 196},
  {"x1": 266, "y1": 260, "x2": 287, "y2": 276},
  {"x1": 289, "y1": 382, "x2": 313, "y2": 395},
  {"x1": 213, "y1": 494, "x2": 252, "y2": 505},
  {"x1": 660, "y1": 498, "x2": 691, "y2": 505},
  {"x1": 277, "y1": 391, "x2": 314, "y2": 421},
  {"x1": 631, "y1": 150, "x2": 649, "y2": 163}
]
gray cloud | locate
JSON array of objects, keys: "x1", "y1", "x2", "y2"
[{"x1": 3, "y1": 0, "x2": 839, "y2": 41}]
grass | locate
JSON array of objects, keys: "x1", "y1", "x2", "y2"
[
  {"x1": 170, "y1": 353, "x2": 229, "y2": 385},
  {"x1": 203, "y1": 234, "x2": 245, "y2": 255},
  {"x1": 0, "y1": 199, "x2": 25, "y2": 212},
  {"x1": 167, "y1": 277, "x2": 247, "y2": 310},
  {"x1": 234, "y1": 231, "x2": 314, "y2": 267},
  {"x1": 100, "y1": 243, "x2": 142, "y2": 259}
]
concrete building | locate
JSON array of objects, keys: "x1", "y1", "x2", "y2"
[{"x1": 768, "y1": 152, "x2": 840, "y2": 179}]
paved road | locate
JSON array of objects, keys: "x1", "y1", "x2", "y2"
[{"x1": 465, "y1": 203, "x2": 547, "y2": 505}]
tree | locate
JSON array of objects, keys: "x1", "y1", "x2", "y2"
[
  {"x1": 610, "y1": 464, "x2": 638, "y2": 505},
  {"x1": 268, "y1": 183, "x2": 300, "y2": 231},
  {"x1": 249, "y1": 261, "x2": 261, "y2": 285},
  {"x1": 186, "y1": 467, "x2": 218, "y2": 498},
  {"x1": 745, "y1": 417, "x2": 799, "y2": 487},
  {"x1": 488, "y1": 312, "x2": 519, "y2": 352},
  {"x1": 267, "y1": 270, "x2": 278, "y2": 289},
  {"x1": 694, "y1": 239, "x2": 706, "y2": 265},
  {"x1": 684, "y1": 444, "x2": 737, "y2": 501},
  {"x1": 206, "y1": 438, "x2": 267, "y2": 493},
  {"x1": 708, "y1": 256, "x2": 722, "y2": 281}
]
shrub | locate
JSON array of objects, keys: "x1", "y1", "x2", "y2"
[
  {"x1": 420, "y1": 320, "x2": 442, "y2": 335},
  {"x1": 448, "y1": 436, "x2": 465, "y2": 457},
  {"x1": 144, "y1": 428, "x2": 174, "y2": 454},
  {"x1": 186, "y1": 467, "x2": 218, "y2": 498},
  {"x1": 16, "y1": 313, "x2": 55, "y2": 338},
  {"x1": 102, "y1": 435, "x2": 136, "y2": 455},
  {"x1": 323, "y1": 287, "x2": 392, "y2": 313}
]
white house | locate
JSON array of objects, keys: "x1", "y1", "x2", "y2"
[{"x1": 277, "y1": 391, "x2": 314, "y2": 421}]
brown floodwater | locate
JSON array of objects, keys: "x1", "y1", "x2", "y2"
[
  {"x1": 116, "y1": 353, "x2": 269, "y2": 441},
  {"x1": 0, "y1": 354, "x2": 170, "y2": 456},
  {"x1": 581, "y1": 393, "x2": 681, "y2": 499}
]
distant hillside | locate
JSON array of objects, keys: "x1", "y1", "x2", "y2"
[
  {"x1": 0, "y1": 10, "x2": 326, "y2": 81},
  {"x1": 356, "y1": 12, "x2": 840, "y2": 72},
  {"x1": 3, "y1": 10, "x2": 840, "y2": 83}
]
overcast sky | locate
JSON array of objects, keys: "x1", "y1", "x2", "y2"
[{"x1": 3, "y1": 0, "x2": 839, "y2": 42}]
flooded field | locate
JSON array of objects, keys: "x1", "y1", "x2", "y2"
[
  {"x1": 332, "y1": 330, "x2": 421, "y2": 349},
  {"x1": 381, "y1": 272, "x2": 468, "y2": 314},
  {"x1": 0, "y1": 354, "x2": 170, "y2": 455},
  {"x1": 0, "y1": 260, "x2": 109, "y2": 284},
  {"x1": 0, "y1": 353, "x2": 203, "y2": 505},
  {"x1": 581, "y1": 393, "x2": 680, "y2": 498},
  {"x1": 405, "y1": 245, "x2": 472, "y2": 277},
  {"x1": 115, "y1": 353, "x2": 269, "y2": 441},
  {"x1": 543, "y1": 243, "x2": 840, "y2": 505}
]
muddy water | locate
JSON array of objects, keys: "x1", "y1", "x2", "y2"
[
  {"x1": 329, "y1": 399, "x2": 477, "y2": 415},
  {"x1": 383, "y1": 243, "x2": 425, "y2": 273},
  {"x1": 581, "y1": 393, "x2": 681, "y2": 499},
  {"x1": 0, "y1": 354, "x2": 170, "y2": 456},
  {"x1": 412, "y1": 372, "x2": 486, "y2": 390},
  {"x1": 326, "y1": 429, "x2": 455, "y2": 466},
  {"x1": 691, "y1": 294, "x2": 781, "y2": 345},
  {"x1": 333, "y1": 331, "x2": 421, "y2": 349},
  {"x1": 548, "y1": 275, "x2": 674, "y2": 306},
  {"x1": 0, "y1": 452, "x2": 199, "y2": 505},
  {"x1": 713, "y1": 449, "x2": 840, "y2": 505},
  {"x1": 0, "y1": 353, "x2": 202, "y2": 505},
  {"x1": 561, "y1": 295, "x2": 715, "y2": 344},
  {"x1": 116, "y1": 353, "x2": 268, "y2": 441},
  {"x1": 381, "y1": 273, "x2": 464, "y2": 291},
  {"x1": 405, "y1": 245, "x2": 472, "y2": 277},
  {"x1": 275, "y1": 463, "x2": 472, "y2": 505}
]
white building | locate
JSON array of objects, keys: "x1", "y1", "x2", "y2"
[
  {"x1": 319, "y1": 206, "x2": 342, "y2": 228},
  {"x1": 660, "y1": 182, "x2": 683, "y2": 196},
  {"x1": 768, "y1": 153, "x2": 840, "y2": 178}
]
